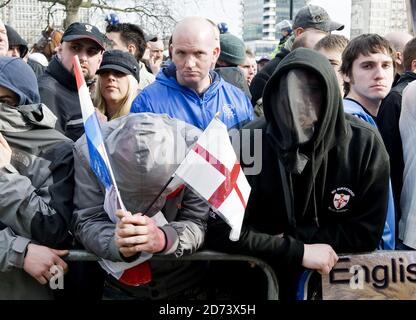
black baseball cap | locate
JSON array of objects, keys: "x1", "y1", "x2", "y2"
[
  {"x1": 62, "y1": 22, "x2": 106, "y2": 50},
  {"x1": 145, "y1": 33, "x2": 158, "y2": 42},
  {"x1": 293, "y1": 5, "x2": 344, "y2": 33},
  {"x1": 96, "y1": 50, "x2": 140, "y2": 83}
]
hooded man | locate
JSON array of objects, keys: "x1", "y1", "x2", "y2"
[
  {"x1": 207, "y1": 48, "x2": 390, "y2": 299},
  {"x1": 73, "y1": 113, "x2": 210, "y2": 299},
  {"x1": 0, "y1": 56, "x2": 74, "y2": 299},
  {"x1": 5, "y1": 25, "x2": 28, "y2": 58}
]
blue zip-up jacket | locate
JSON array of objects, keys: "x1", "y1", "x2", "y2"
[
  {"x1": 130, "y1": 63, "x2": 254, "y2": 130},
  {"x1": 343, "y1": 98, "x2": 395, "y2": 250}
]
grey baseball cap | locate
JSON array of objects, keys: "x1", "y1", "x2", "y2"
[{"x1": 293, "y1": 5, "x2": 344, "y2": 32}]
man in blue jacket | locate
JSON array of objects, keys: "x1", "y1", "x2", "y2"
[{"x1": 131, "y1": 16, "x2": 254, "y2": 131}]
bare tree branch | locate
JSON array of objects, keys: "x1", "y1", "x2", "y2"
[
  {"x1": 38, "y1": 0, "x2": 67, "y2": 6},
  {"x1": 35, "y1": 0, "x2": 178, "y2": 30},
  {"x1": 0, "y1": 0, "x2": 13, "y2": 9}
]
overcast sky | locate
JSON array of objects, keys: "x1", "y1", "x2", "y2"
[
  {"x1": 174, "y1": 0, "x2": 352, "y2": 38},
  {"x1": 173, "y1": 0, "x2": 243, "y2": 35}
]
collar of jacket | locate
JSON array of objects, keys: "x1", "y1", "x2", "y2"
[
  {"x1": 397, "y1": 71, "x2": 416, "y2": 86},
  {"x1": 0, "y1": 103, "x2": 57, "y2": 132},
  {"x1": 46, "y1": 56, "x2": 78, "y2": 91}
]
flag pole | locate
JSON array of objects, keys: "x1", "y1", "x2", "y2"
[
  {"x1": 144, "y1": 112, "x2": 221, "y2": 215},
  {"x1": 73, "y1": 55, "x2": 126, "y2": 213},
  {"x1": 143, "y1": 176, "x2": 175, "y2": 215}
]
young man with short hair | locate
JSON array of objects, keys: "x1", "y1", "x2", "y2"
[
  {"x1": 314, "y1": 34, "x2": 349, "y2": 93},
  {"x1": 105, "y1": 23, "x2": 155, "y2": 89},
  {"x1": 341, "y1": 34, "x2": 395, "y2": 120},
  {"x1": 38, "y1": 22, "x2": 105, "y2": 141},
  {"x1": 340, "y1": 34, "x2": 396, "y2": 250}
]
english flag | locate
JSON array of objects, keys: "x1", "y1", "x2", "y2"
[
  {"x1": 174, "y1": 117, "x2": 251, "y2": 241},
  {"x1": 73, "y1": 55, "x2": 151, "y2": 286}
]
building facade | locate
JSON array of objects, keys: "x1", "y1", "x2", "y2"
[
  {"x1": 275, "y1": 0, "x2": 306, "y2": 37},
  {"x1": 1, "y1": 0, "x2": 91, "y2": 45},
  {"x1": 242, "y1": 0, "x2": 307, "y2": 57},
  {"x1": 351, "y1": 0, "x2": 409, "y2": 37}
]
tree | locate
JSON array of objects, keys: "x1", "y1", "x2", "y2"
[
  {"x1": 0, "y1": 0, "x2": 12, "y2": 8},
  {"x1": 37, "y1": 0, "x2": 178, "y2": 32}
]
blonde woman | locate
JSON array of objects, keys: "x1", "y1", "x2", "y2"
[{"x1": 94, "y1": 50, "x2": 140, "y2": 120}]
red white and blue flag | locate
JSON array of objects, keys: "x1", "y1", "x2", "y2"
[{"x1": 73, "y1": 55, "x2": 152, "y2": 286}]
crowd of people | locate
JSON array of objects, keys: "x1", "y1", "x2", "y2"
[{"x1": 0, "y1": 3, "x2": 416, "y2": 300}]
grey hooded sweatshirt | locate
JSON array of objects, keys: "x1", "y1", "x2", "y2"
[
  {"x1": 72, "y1": 113, "x2": 210, "y2": 299},
  {"x1": 0, "y1": 57, "x2": 74, "y2": 299}
]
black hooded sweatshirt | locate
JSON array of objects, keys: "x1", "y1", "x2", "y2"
[{"x1": 207, "y1": 48, "x2": 389, "y2": 298}]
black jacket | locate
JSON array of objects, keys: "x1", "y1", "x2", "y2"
[
  {"x1": 249, "y1": 48, "x2": 289, "y2": 105},
  {"x1": 376, "y1": 71, "x2": 416, "y2": 226},
  {"x1": 208, "y1": 49, "x2": 389, "y2": 297},
  {"x1": 38, "y1": 56, "x2": 84, "y2": 141}
]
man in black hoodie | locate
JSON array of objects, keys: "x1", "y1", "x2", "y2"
[
  {"x1": 5, "y1": 25, "x2": 28, "y2": 58},
  {"x1": 208, "y1": 48, "x2": 390, "y2": 299}
]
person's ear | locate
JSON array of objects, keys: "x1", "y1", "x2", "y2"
[
  {"x1": 411, "y1": 59, "x2": 416, "y2": 73},
  {"x1": 342, "y1": 73, "x2": 351, "y2": 84},
  {"x1": 294, "y1": 27, "x2": 305, "y2": 37},
  {"x1": 395, "y1": 51, "x2": 403, "y2": 66},
  {"x1": 127, "y1": 43, "x2": 137, "y2": 56},
  {"x1": 55, "y1": 44, "x2": 63, "y2": 59},
  {"x1": 97, "y1": 51, "x2": 103, "y2": 65},
  {"x1": 211, "y1": 46, "x2": 220, "y2": 67},
  {"x1": 213, "y1": 46, "x2": 220, "y2": 59}
]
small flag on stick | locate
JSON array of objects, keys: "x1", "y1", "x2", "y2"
[
  {"x1": 73, "y1": 55, "x2": 152, "y2": 286},
  {"x1": 174, "y1": 117, "x2": 251, "y2": 241}
]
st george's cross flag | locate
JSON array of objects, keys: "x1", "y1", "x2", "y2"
[
  {"x1": 174, "y1": 116, "x2": 251, "y2": 241},
  {"x1": 73, "y1": 55, "x2": 152, "y2": 286}
]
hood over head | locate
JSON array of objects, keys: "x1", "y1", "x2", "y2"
[
  {"x1": 0, "y1": 56, "x2": 40, "y2": 105},
  {"x1": 263, "y1": 48, "x2": 347, "y2": 173},
  {"x1": 5, "y1": 25, "x2": 28, "y2": 58},
  {"x1": 103, "y1": 113, "x2": 201, "y2": 215},
  {"x1": 262, "y1": 48, "x2": 349, "y2": 222}
]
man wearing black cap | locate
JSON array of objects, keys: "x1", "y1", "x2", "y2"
[
  {"x1": 38, "y1": 22, "x2": 105, "y2": 141},
  {"x1": 249, "y1": 4, "x2": 344, "y2": 107},
  {"x1": 5, "y1": 25, "x2": 28, "y2": 58}
]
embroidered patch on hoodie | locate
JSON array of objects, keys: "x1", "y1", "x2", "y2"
[{"x1": 329, "y1": 187, "x2": 355, "y2": 213}]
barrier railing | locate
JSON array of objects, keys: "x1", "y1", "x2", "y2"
[{"x1": 66, "y1": 249, "x2": 279, "y2": 300}]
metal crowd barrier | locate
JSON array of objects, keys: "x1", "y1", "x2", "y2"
[{"x1": 66, "y1": 249, "x2": 279, "y2": 300}]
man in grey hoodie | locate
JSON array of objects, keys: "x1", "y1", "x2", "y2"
[{"x1": 0, "y1": 56, "x2": 74, "y2": 299}]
